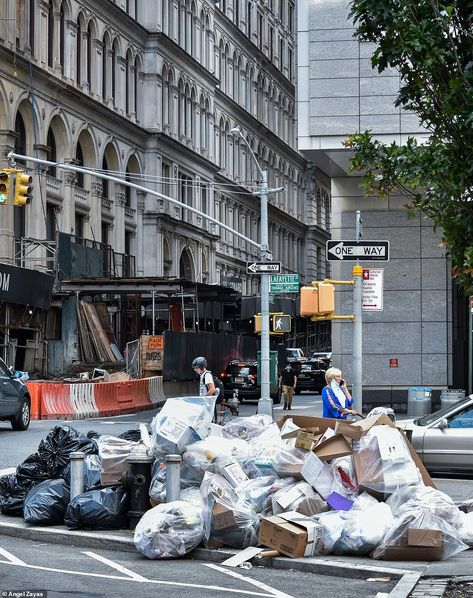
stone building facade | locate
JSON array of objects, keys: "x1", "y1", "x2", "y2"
[{"x1": 0, "y1": 0, "x2": 332, "y2": 370}]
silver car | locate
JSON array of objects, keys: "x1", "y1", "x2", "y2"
[{"x1": 401, "y1": 395, "x2": 473, "y2": 473}]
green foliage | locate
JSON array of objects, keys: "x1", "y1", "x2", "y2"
[{"x1": 346, "y1": 0, "x2": 473, "y2": 292}]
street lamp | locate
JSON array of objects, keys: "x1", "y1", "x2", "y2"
[{"x1": 230, "y1": 126, "x2": 281, "y2": 417}]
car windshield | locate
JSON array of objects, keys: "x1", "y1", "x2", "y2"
[
  {"x1": 226, "y1": 364, "x2": 256, "y2": 376},
  {"x1": 415, "y1": 398, "x2": 473, "y2": 426}
]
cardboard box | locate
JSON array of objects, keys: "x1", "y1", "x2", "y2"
[
  {"x1": 277, "y1": 415, "x2": 340, "y2": 435},
  {"x1": 258, "y1": 511, "x2": 322, "y2": 558},
  {"x1": 212, "y1": 503, "x2": 236, "y2": 530},
  {"x1": 222, "y1": 462, "x2": 249, "y2": 488},
  {"x1": 312, "y1": 434, "x2": 353, "y2": 461},
  {"x1": 379, "y1": 528, "x2": 444, "y2": 561},
  {"x1": 295, "y1": 430, "x2": 315, "y2": 451}
]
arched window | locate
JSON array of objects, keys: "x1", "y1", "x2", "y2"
[
  {"x1": 76, "y1": 18, "x2": 82, "y2": 84},
  {"x1": 102, "y1": 155, "x2": 109, "y2": 198},
  {"x1": 47, "y1": 128, "x2": 57, "y2": 177},
  {"x1": 59, "y1": 3, "x2": 65, "y2": 72},
  {"x1": 47, "y1": 0, "x2": 54, "y2": 67},
  {"x1": 111, "y1": 40, "x2": 118, "y2": 104},
  {"x1": 75, "y1": 143, "x2": 84, "y2": 188},
  {"x1": 87, "y1": 23, "x2": 92, "y2": 88}
]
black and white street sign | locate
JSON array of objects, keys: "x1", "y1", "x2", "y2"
[
  {"x1": 246, "y1": 261, "x2": 282, "y2": 274},
  {"x1": 326, "y1": 240, "x2": 389, "y2": 261}
]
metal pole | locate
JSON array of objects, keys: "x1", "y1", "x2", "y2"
[
  {"x1": 165, "y1": 454, "x2": 181, "y2": 502},
  {"x1": 152, "y1": 290, "x2": 156, "y2": 335},
  {"x1": 258, "y1": 170, "x2": 273, "y2": 417},
  {"x1": 352, "y1": 211, "x2": 363, "y2": 413},
  {"x1": 69, "y1": 451, "x2": 85, "y2": 501},
  {"x1": 469, "y1": 296, "x2": 472, "y2": 395}
]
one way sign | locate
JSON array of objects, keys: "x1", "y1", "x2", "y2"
[{"x1": 326, "y1": 240, "x2": 389, "y2": 261}]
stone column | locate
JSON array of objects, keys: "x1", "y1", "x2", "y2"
[
  {"x1": 114, "y1": 189, "x2": 126, "y2": 254},
  {"x1": 61, "y1": 170, "x2": 77, "y2": 237},
  {"x1": 94, "y1": 39, "x2": 103, "y2": 101},
  {"x1": 89, "y1": 181, "x2": 103, "y2": 242},
  {"x1": 136, "y1": 190, "x2": 145, "y2": 276},
  {"x1": 39, "y1": 0, "x2": 49, "y2": 66},
  {"x1": 116, "y1": 55, "x2": 126, "y2": 114}
]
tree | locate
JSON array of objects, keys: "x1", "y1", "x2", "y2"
[{"x1": 345, "y1": 0, "x2": 473, "y2": 293}]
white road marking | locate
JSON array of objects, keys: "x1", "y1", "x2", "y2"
[
  {"x1": 204, "y1": 563, "x2": 295, "y2": 598},
  {"x1": 0, "y1": 467, "x2": 16, "y2": 476},
  {"x1": 84, "y1": 551, "x2": 149, "y2": 582},
  {"x1": 0, "y1": 553, "x2": 272, "y2": 596},
  {"x1": 0, "y1": 547, "x2": 26, "y2": 565}
]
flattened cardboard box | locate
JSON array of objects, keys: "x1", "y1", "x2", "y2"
[
  {"x1": 259, "y1": 511, "x2": 319, "y2": 558},
  {"x1": 312, "y1": 434, "x2": 353, "y2": 461}
]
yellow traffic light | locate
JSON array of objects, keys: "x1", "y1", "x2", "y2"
[
  {"x1": 14, "y1": 172, "x2": 33, "y2": 206},
  {"x1": 254, "y1": 315, "x2": 261, "y2": 333},
  {"x1": 300, "y1": 286, "x2": 319, "y2": 317},
  {"x1": 300, "y1": 282, "x2": 335, "y2": 318},
  {"x1": 317, "y1": 282, "x2": 335, "y2": 315},
  {"x1": 0, "y1": 172, "x2": 10, "y2": 204}
]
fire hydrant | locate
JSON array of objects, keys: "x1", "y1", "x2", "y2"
[{"x1": 124, "y1": 442, "x2": 154, "y2": 529}]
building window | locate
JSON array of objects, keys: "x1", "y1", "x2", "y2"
[
  {"x1": 288, "y1": 2, "x2": 294, "y2": 36},
  {"x1": 29, "y1": 0, "x2": 35, "y2": 55},
  {"x1": 75, "y1": 143, "x2": 84, "y2": 188},
  {"x1": 46, "y1": 128, "x2": 57, "y2": 178},
  {"x1": 257, "y1": 11, "x2": 263, "y2": 50},
  {"x1": 269, "y1": 26, "x2": 274, "y2": 61},
  {"x1": 46, "y1": 203, "x2": 57, "y2": 241},
  {"x1": 76, "y1": 19, "x2": 82, "y2": 84},
  {"x1": 59, "y1": 3, "x2": 65, "y2": 71},
  {"x1": 288, "y1": 46, "x2": 293, "y2": 80},
  {"x1": 86, "y1": 24, "x2": 92, "y2": 88},
  {"x1": 47, "y1": 0, "x2": 54, "y2": 67},
  {"x1": 111, "y1": 42, "x2": 117, "y2": 104},
  {"x1": 247, "y1": 2, "x2": 252, "y2": 37},
  {"x1": 75, "y1": 212, "x2": 85, "y2": 240},
  {"x1": 162, "y1": 162, "x2": 171, "y2": 197},
  {"x1": 102, "y1": 37, "x2": 107, "y2": 100}
]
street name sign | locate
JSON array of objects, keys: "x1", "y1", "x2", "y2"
[
  {"x1": 270, "y1": 274, "x2": 299, "y2": 293},
  {"x1": 326, "y1": 240, "x2": 389, "y2": 261},
  {"x1": 246, "y1": 261, "x2": 281, "y2": 274},
  {"x1": 362, "y1": 268, "x2": 384, "y2": 311}
]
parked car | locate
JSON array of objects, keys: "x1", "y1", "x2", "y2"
[
  {"x1": 286, "y1": 348, "x2": 307, "y2": 363},
  {"x1": 310, "y1": 351, "x2": 333, "y2": 368},
  {"x1": 400, "y1": 395, "x2": 473, "y2": 473},
  {"x1": 220, "y1": 360, "x2": 281, "y2": 403},
  {"x1": 295, "y1": 361, "x2": 326, "y2": 394},
  {"x1": 0, "y1": 357, "x2": 31, "y2": 430}
]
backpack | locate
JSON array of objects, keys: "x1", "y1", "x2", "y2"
[{"x1": 209, "y1": 371, "x2": 224, "y2": 403}]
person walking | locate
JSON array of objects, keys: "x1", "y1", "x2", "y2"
[
  {"x1": 322, "y1": 367, "x2": 353, "y2": 419},
  {"x1": 278, "y1": 363, "x2": 298, "y2": 410},
  {"x1": 192, "y1": 356, "x2": 221, "y2": 422}
]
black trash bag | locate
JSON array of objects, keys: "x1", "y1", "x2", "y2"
[
  {"x1": 16, "y1": 454, "x2": 51, "y2": 490},
  {"x1": 0, "y1": 474, "x2": 29, "y2": 516},
  {"x1": 38, "y1": 426, "x2": 98, "y2": 477},
  {"x1": 64, "y1": 486, "x2": 129, "y2": 530},
  {"x1": 23, "y1": 479, "x2": 70, "y2": 525},
  {"x1": 118, "y1": 429, "x2": 141, "y2": 442},
  {"x1": 87, "y1": 430, "x2": 101, "y2": 440},
  {"x1": 59, "y1": 462, "x2": 71, "y2": 485}
]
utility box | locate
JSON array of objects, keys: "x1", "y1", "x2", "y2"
[{"x1": 257, "y1": 350, "x2": 278, "y2": 385}]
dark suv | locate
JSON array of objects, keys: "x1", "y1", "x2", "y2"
[
  {"x1": 294, "y1": 360, "x2": 326, "y2": 394},
  {"x1": 220, "y1": 360, "x2": 281, "y2": 403},
  {"x1": 0, "y1": 358, "x2": 31, "y2": 430}
]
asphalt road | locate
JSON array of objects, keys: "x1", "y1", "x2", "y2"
[{"x1": 0, "y1": 535, "x2": 398, "y2": 598}]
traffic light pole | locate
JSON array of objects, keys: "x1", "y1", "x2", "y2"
[{"x1": 352, "y1": 211, "x2": 363, "y2": 413}]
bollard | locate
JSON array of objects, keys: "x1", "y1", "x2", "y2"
[
  {"x1": 69, "y1": 451, "x2": 85, "y2": 502},
  {"x1": 165, "y1": 454, "x2": 182, "y2": 502}
]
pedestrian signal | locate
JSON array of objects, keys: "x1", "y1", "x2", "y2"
[
  {"x1": 272, "y1": 314, "x2": 291, "y2": 333},
  {"x1": 14, "y1": 172, "x2": 33, "y2": 206},
  {"x1": 0, "y1": 172, "x2": 10, "y2": 204}
]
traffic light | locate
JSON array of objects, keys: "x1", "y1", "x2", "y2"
[
  {"x1": 272, "y1": 314, "x2": 291, "y2": 333},
  {"x1": 14, "y1": 172, "x2": 33, "y2": 206},
  {"x1": 0, "y1": 172, "x2": 10, "y2": 204},
  {"x1": 300, "y1": 282, "x2": 335, "y2": 318},
  {"x1": 254, "y1": 315, "x2": 262, "y2": 333}
]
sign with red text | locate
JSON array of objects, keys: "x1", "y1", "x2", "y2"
[{"x1": 362, "y1": 268, "x2": 384, "y2": 311}]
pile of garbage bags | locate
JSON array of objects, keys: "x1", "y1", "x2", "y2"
[{"x1": 1, "y1": 396, "x2": 472, "y2": 564}]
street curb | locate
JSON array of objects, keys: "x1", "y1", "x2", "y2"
[{"x1": 0, "y1": 519, "x2": 421, "y2": 596}]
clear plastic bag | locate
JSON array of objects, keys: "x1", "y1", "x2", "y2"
[
  {"x1": 235, "y1": 475, "x2": 280, "y2": 515},
  {"x1": 97, "y1": 436, "x2": 138, "y2": 484},
  {"x1": 200, "y1": 472, "x2": 259, "y2": 549},
  {"x1": 315, "y1": 511, "x2": 350, "y2": 555},
  {"x1": 150, "y1": 396, "x2": 216, "y2": 455},
  {"x1": 222, "y1": 414, "x2": 273, "y2": 440},
  {"x1": 271, "y1": 481, "x2": 316, "y2": 515},
  {"x1": 458, "y1": 512, "x2": 473, "y2": 545},
  {"x1": 387, "y1": 485, "x2": 464, "y2": 530},
  {"x1": 352, "y1": 425, "x2": 421, "y2": 498},
  {"x1": 134, "y1": 501, "x2": 204, "y2": 559},
  {"x1": 372, "y1": 506, "x2": 469, "y2": 561}
]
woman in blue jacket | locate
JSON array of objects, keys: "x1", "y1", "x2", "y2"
[{"x1": 322, "y1": 367, "x2": 353, "y2": 419}]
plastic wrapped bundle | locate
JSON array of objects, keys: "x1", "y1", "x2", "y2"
[
  {"x1": 271, "y1": 481, "x2": 319, "y2": 515},
  {"x1": 235, "y1": 476, "x2": 281, "y2": 515},
  {"x1": 200, "y1": 473, "x2": 259, "y2": 549},
  {"x1": 222, "y1": 415, "x2": 273, "y2": 440},
  {"x1": 372, "y1": 506, "x2": 469, "y2": 561},
  {"x1": 352, "y1": 425, "x2": 421, "y2": 499},
  {"x1": 134, "y1": 501, "x2": 204, "y2": 559},
  {"x1": 23, "y1": 479, "x2": 70, "y2": 525},
  {"x1": 97, "y1": 436, "x2": 138, "y2": 486},
  {"x1": 0, "y1": 474, "x2": 29, "y2": 516},
  {"x1": 64, "y1": 486, "x2": 128, "y2": 530},
  {"x1": 150, "y1": 396, "x2": 216, "y2": 455}
]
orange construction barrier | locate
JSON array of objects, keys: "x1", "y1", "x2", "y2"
[{"x1": 26, "y1": 382, "x2": 43, "y2": 420}]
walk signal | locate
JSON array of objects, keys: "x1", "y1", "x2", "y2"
[
  {"x1": 14, "y1": 172, "x2": 33, "y2": 206},
  {"x1": 0, "y1": 172, "x2": 10, "y2": 204},
  {"x1": 272, "y1": 314, "x2": 291, "y2": 333}
]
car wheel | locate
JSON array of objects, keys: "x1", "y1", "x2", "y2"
[{"x1": 11, "y1": 398, "x2": 30, "y2": 431}]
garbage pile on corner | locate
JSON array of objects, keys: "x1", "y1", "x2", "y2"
[{"x1": 1, "y1": 395, "x2": 473, "y2": 564}]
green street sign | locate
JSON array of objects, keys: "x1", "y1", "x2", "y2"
[{"x1": 270, "y1": 274, "x2": 299, "y2": 293}]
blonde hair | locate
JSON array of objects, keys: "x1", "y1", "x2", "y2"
[{"x1": 325, "y1": 367, "x2": 341, "y2": 384}]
